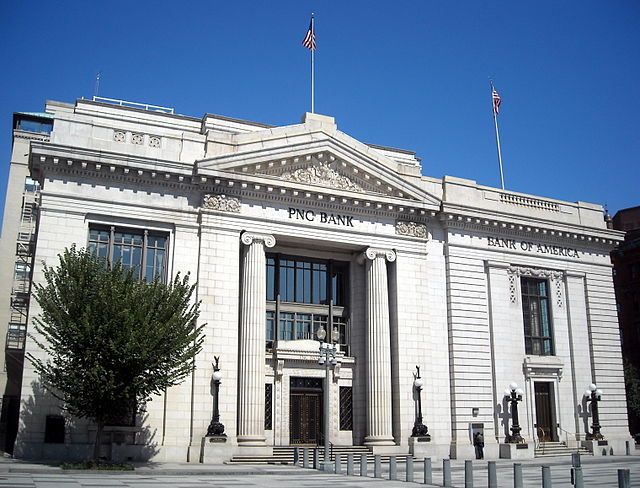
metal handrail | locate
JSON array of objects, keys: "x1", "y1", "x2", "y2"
[
  {"x1": 556, "y1": 425, "x2": 581, "y2": 452},
  {"x1": 92, "y1": 96, "x2": 174, "y2": 114}
]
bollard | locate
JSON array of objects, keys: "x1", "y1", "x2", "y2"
[
  {"x1": 313, "y1": 448, "x2": 319, "y2": 469},
  {"x1": 335, "y1": 453, "x2": 342, "y2": 474},
  {"x1": 626, "y1": 440, "x2": 631, "y2": 456},
  {"x1": 406, "y1": 456, "x2": 414, "y2": 482},
  {"x1": 347, "y1": 453, "x2": 354, "y2": 475},
  {"x1": 488, "y1": 461, "x2": 497, "y2": 488},
  {"x1": 374, "y1": 455, "x2": 382, "y2": 478},
  {"x1": 571, "y1": 452, "x2": 581, "y2": 467},
  {"x1": 424, "y1": 457, "x2": 432, "y2": 485},
  {"x1": 618, "y1": 468, "x2": 630, "y2": 488},
  {"x1": 443, "y1": 458, "x2": 452, "y2": 487},
  {"x1": 513, "y1": 463, "x2": 523, "y2": 488},
  {"x1": 465, "y1": 460, "x2": 473, "y2": 488},
  {"x1": 542, "y1": 465, "x2": 551, "y2": 488},
  {"x1": 610, "y1": 447, "x2": 614, "y2": 456},
  {"x1": 389, "y1": 456, "x2": 397, "y2": 480},
  {"x1": 571, "y1": 466, "x2": 584, "y2": 488},
  {"x1": 303, "y1": 448, "x2": 309, "y2": 468},
  {"x1": 360, "y1": 453, "x2": 367, "y2": 477},
  {"x1": 294, "y1": 447, "x2": 299, "y2": 465}
]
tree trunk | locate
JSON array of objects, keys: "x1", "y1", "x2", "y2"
[{"x1": 93, "y1": 420, "x2": 104, "y2": 461}]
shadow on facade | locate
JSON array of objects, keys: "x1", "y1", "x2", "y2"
[
  {"x1": 496, "y1": 399, "x2": 509, "y2": 441},
  {"x1": 15, "y1": 380, "x2": 159, "y2": 462}
]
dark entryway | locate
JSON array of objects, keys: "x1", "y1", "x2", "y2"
[
  {"x1": 534, "y1": 382, "x2": 557, "y2": 442},
  {"x1": 290, "y1": 377, "x2": 322, "y2": 445}
]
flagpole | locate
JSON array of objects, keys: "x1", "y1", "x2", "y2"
[
  {"x1": 491, "y1": 82, "x2": 505, "y2": 190},
  {"x1": 311, "y1": 13, "x2": 315, "y2": 113}
]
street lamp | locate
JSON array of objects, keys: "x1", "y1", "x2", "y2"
[
  {"x1": 411, "y1": 365, "x2": 430, "y2": 439},
  {"x1": 317, "y1": 324, "x2": 340, "y2": 472},
  {"x1": 504, "y1": 382, "x2": 524, "y2": 443},
  {"x1": 584, "y1": 383, "x2": 604, "y2": 440},
  {"x1": 206, "y1": 356, "x2": 226, "y2": 437}
]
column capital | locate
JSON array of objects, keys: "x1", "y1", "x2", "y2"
[
  {"x1": 364, "y1": 247, "x2": 396, "y2": 263},
  {"x1": 241, "y1": 232, "x2": 276, "y2": 248}
]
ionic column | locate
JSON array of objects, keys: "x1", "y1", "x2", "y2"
[
  {"x1": 363, "y1": 247, "x2": 396, "y2": 446},
  {"x1": 237, "y1": 232, "x2": 275, "y2": 445}
]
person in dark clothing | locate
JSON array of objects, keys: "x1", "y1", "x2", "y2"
[{"x1": 473, "y1": 431, "x2": 485, "y2": 459}]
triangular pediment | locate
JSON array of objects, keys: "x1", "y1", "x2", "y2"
[{"x1": 196, "y1": 122, "x2": 440, "y2": 206}]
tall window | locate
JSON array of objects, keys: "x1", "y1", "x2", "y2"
[
  {"x1": 521, "y1": 277, "x2": 554, "y2": 355},
  {"x1": 88, "y1": 225, "x2": 168, "y2": 282},
  {"x1": 265, "y1": 254, "x2": 349, "y2": 353}
]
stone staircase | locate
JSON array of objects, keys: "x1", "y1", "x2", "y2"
[
  {"x1": 227, "y1": 445, "x2": 415, "y2": 465},
  {"x1": 535, "y1": 441, "x2": 591, "y2": 458}
]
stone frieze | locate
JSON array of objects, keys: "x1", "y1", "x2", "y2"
[{"x1": 202, "y1": 194, "x2": 241, "y2": 213}]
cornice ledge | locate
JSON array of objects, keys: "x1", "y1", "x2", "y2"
[
  {"x1": 439, "y1": 210, "x2": 621, "y2": 247},
  {"x1": 30, "y1": 142, "x2": 194, "y2": 176}
]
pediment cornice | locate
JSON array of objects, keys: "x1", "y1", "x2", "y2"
[
  {"x1": 28, "y1": 142, "x2": 439, "y2": 220},
  {"x1": 197, "y1": 131, "x2": 438, "y2": 205}
]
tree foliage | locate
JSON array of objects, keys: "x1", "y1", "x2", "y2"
[
  {"x1": 624, "y1": 359, "x2": 640, "y2": 429},
  {"x1": 28, "y1": 246, "x2": 205, "y2": 457}
]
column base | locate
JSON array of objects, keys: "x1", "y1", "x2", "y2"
[
  {"x1": 364, "y1": 435, "x2": 395, "y2": 446},
  {"x1": 237, "y1": 435, "x2": 267, "y2": 446}
]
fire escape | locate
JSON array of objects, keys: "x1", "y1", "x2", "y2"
[{"x1": 7, "y1": 182, "x2": 40, "y2": 351}]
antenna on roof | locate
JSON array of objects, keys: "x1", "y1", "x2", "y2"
[{"x1": 94, "y1": 72, "x2": 101, "y2": 98}]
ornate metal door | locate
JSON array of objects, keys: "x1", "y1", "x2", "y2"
[
  {"x1": 290, "y1": 377, "x2": 322, "y2": 445},
  {"x1": 534, "y1": 382, "x2": 557, "y2": 442}
]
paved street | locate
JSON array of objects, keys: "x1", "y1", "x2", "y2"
[{"x1": 0, "y1": 456, "x2": 637, "y2": 487}]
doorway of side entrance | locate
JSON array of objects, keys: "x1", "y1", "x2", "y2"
[
  {"x1": 289, "y1": 377, "x2": 323, "y2": 445},
  {"x1": 534, "y1": 382, "x2": 558, "y2": 442}
]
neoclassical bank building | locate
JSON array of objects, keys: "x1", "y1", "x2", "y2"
[{"x1": 1, "y1": 98, "x2": 631, "y2": 462}]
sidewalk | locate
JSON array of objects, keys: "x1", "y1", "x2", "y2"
[{"x1": 0, "y1": 452, "x2": 636, "y2": 475}]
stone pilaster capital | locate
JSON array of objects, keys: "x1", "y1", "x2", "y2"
[
  {"x1": 364, "y1": 247, "x2": 396, "y2": 263},
  {"x1": 241, "y1": 232, "x2": 276, "y2": 248}
]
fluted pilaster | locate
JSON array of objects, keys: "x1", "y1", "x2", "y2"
[
  {"x1": 237, "y1": 232, "x2": 275, "y2": 445},
  {"x1": 363, "y1": 247, "x2": 396, "y2": 446}
]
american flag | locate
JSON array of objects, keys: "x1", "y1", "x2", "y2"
[
  {"x1": 492, "y1": 89, "x2": 502, "y2": 115},
  {"x1": 302, "y1": 19, "x2": 316, "y2": 50}
]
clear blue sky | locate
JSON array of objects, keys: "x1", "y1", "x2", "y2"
[{"x1": 1, "y1": 1, "x2": 638, "y2": 230}]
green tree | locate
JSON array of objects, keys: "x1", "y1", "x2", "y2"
[
  {"x1": 624, "y1": 359, "x2": 640, "y2": 433},
  {"x1": 28, "y1": 246, "x2": 205, "y2": 460}
]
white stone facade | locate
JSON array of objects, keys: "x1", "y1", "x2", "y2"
[{"x1": 4, "y1": 99, "x2": 631, "y2": 462}]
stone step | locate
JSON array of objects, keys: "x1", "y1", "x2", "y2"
[
  {"x1": 534, "y1": 442, "x2": 591, "y2": 458},
  {"x1": 228, "y1": 445, "x2": 416, "y2": 465}
]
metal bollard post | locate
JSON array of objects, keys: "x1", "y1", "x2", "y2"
[
  {"x1": 465, "y1": 460, "x2": 473, "y2": 488},
  {"x1": 335, "y1": 453, "x2": 342, "y2": 474},
  {"x1": 424, "y1": 457, "x2": 432, "y2": 485},
  {"x1": 488, "y1": 461, "x2": 497, "y2": 488},
  {"x1": 406, "y1": 456, "x2": 414, "y2": 483},
  {"x1": 389, "y1": 456, "x2": 397, "y2": 480},
  {"x1": 443, "y1": 459, "x2": 452, "y2": 487},
  {"x1": 347, "y1": 453, "x2": 354, "y2": 475},
  {"x1": 618, "y1": 469, "x2": 630, "y2": 488},
  {"x1": 303, "y1": 448, "x2": 309, "y2": 468},
  {"x1": 542, "y1": 465, "x2": 551, "y2": 488},
  {"x1": 374, "y1": 454, "x2": 382, "y2": 478},
  {"x1": 294, "y1": 447, "x2": 299, "y2": 465},
  {"x1": 571, "y1": 453, "x2": 581, "y2": 468},
  {"x1": 313, "y1": 448, "x2": 319, "y2": 470},
  {"x1": 626, "y1": 441, "x2": 631, "y2": 456},
  {"x1": 360, "y1": 453, "x2": 367, "y2": 477},
  {"x1": 513, "y1": 463, "x2": 523, "y2": 488},
  {"x1": 571, "y1": 466, "x2": 584, "y2": 488}
]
